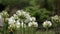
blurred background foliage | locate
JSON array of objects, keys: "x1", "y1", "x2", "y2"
[
  {"x1": 0, "y1": 0, "x2": 58, "y2": 10},
  {"x1": 0, "y1": 0, "x2": 58, "y2": 28},
  {"x1": 0, "y1": 0, "x2": 59, "y2": 34}
]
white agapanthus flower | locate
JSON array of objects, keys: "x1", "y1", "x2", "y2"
[
  {"x1": 16, "y1": 10, "x2": 22, "y2": 16},
  {"x1": 33, "y1": 22, "x2": 38, "y2": 27},
  {"x1": 21, "y1": 21, "x2": 26, "y2": 28},
  {"x1": 25, "y1": 13, "x2": 30, "y2": 19},
  {"x1": 51, "y1": 15, "x2": 59, "y2": 21},
  {"x1": 8, "y1": 16, "x2": 16, "y2": 25},
  {"x1": 24, "y1": 17, "x2": 32, "y2": 23},
  {"x1": 0, "y1": 11, "x2": 9, "y2": 18},
  {"x1": 28, "y1": 22, "x2": 38, "y2": 27},
  {"x1": 13, "y1": 14, "x2": 19, "y2": 20},
  {"x1": 21, "y1": 10, "x2": 26, "y2": 15},
  {"x1": 42, "y1": 20, "x2": 52, "y2": 28},
  {"x1": 8, "y1": 23, "x2": 16, "y2": 29},
  {"x1": 16, "y1": 20, "x2": 20, "y2": 28},
  {"x1": 31, "y1": 17, "x2": 36, "y2": 21},
  {"x1": 16, "y1": 10, "x2": 26, "y2": 16},
  {"x1": 28, "y1": 22, "x2": 32, "y2": 26},
  {"x1": 25, "y1": 17, "x2": 35, "y2": 23},
  {"x1": 28, "y1": 17, "x2": 33, "y2": 21}
]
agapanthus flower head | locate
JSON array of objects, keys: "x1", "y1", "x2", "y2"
[
  {"x1": 25, "y1": 12, "x2": 30, "y2": 19},
  {"x1": 31, "y1": 17, "x2": 36, "y2": 21},
  {"x1": 0, "y1": 11, "x2": 9, "y2": 18},
  {"x1": 42, "y1": 20, "x2": 52, "y2": 28},
  {"x1": 21, "y1": 21, "x2": 26, "y2": 28},
  {"x1": 21, "y1": 10, "x2": 26, "y2": 15},
  {"x1": 8, "y1": 16, "x2": 16, "y2": 25},
  {"x1": 24, "y1": 17, "x2": 32, "y2": 23},
  {"x1": 16, "y1": 10, "x2": 22, "y2": 16},
  {"x1": 51, "y1": 15, "x2": 59, "y2": 21},
  {"x1": 16, "y1": 10, "x2": 26, "y2": 16},
  {"x1": 13, "y1": 14, "x2": 19, "y2": 20},
  {"x1": 28, "y1": 21, "x2": 38, "y2": 27},
  {"x1": 8, "y1": 23, "x2": 16, "y2": 32},
  {"x1": 16, "y1": 20, "x2": 20, "y2": 28}
]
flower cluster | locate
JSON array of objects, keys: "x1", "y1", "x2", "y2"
[
  {"x1": 0, "y1": 11, "x2": 9, "y2": 18},
  {"x1": 42, "y1": 20, "x2": 52, "y2": 28},
  {"x1": 51, "y1": 15, "x2": 60, "y2": 23},
  {"x1": 51, "y1": 15, "x2": 59, "y2": 21},
  {"x1": 8, "y1": 10, "x2": 38, "y2": 31},
  {"x1": 0, "y1": 11, "x2": 9, "y2": 26},
  {"x1": 51, "y1": 15, "x2": 60, "y2": 27}
]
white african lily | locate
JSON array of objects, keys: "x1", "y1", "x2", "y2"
[
  {"x1": 21, "y1": 21, "x2": 26, "y2": 28},
  {"x1": 13, "y1": 14, "x2": 19, "y2": 20},
  {"x1": 16, "y1": 10, "x2": 22, "y2": 16},
  {"x1": 28, "y1": 21, "x2": 38, "y2": 27},
  {"x1": 16, "y1": 20, "x2": 20, "y2": 28},
  {"x1": 51, "y1": 15, "x2": 59, "y2": 21},
  {"x1": 25, "y1": 17, "x2": 36, "y2": 23},
  {"x1": 42, "y1": 20, "x2": 52, "y2": 28},
  {"x1": 16, "y1": 10, "x2": 26, "y2": 16},
  {"x1": 0, "y1": 11, "x2": 9, "y2": 18},
  {"x1": 25, "y1": 17, "x2": 32, "y2": 23},
  {"x1": 21, "y1": 10, "x2": 26, "y2": 15},
  {"x1": 8, "y1": 16, "x2": 16, "y2": 25},
  {"x1": 31, "y1": 17, "x2": 36, "y2": 21},
  {"x1": 25, "y1": 13, "x2": 30, "y2": 19}
]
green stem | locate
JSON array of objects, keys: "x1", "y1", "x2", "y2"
[{"x1": 46, "y1": 28, "x2": 48, "y2": 34}]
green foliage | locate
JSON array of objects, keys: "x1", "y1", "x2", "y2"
[
  {"x1": 24, "y1": 6, "x2": 51, "y2": 24},
  {"x1": 0, "y1": 0, "x2": 30, "y2": 6},
  {"x1": 38, "y1": 8, "x2": 51, "y2": 22},
  {"x1": 0, "y1": 0, "x2": 57, "y2": 11}
]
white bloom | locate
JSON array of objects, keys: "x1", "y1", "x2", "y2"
[
  {"x1": 16, "y1": 10, "x2": 26, "y2": 16},
  {"x1": 51, "y1": 15, "x2": 59, "y2": 21},
  {"x1": 28, "y1": 22, "x2": 32, "y2": 27},
  {"x1": 16, "y1": 10, "x2": 22, "y2": 16},
  {"x1": 31, "y1": 17, "x2": 36, "y2": 21},
  {"x1": 13, "y1": 14, "x2": 19, "y2": 20},
  {"x1": 8, "y1": 16, "x2": 16, "y2": 25},
  {"x1": 28, "y1": 17, "x2": 32, "y2": 21},
  {"x1": 21, "y1": 21, "x2": 26, "y2": 28},
  {"x1": 1, "y1": 11, "x2": 9, "y2": 17},
  {"x1": 42, "y1": 20, "x2": 52, "y2": 28},
  {"x1": 25, "y1": 17, "x2": 32, "y2": 23},
  {"x1": 16, "y1": 20, "x2": 20, "y2": 28},
  {"x1": 13, "y1": 14, "x2": 17, "y2": 17},
  {"x1": 33, "y1": 22, "x2": 38, "y2": 27},
  {"x1": 21, "y1": 10, "x2": 26, "y2": 15},
  {"x1": 28, "y1": 22, "x2": 38, "y2": 27},
  {"x1": 8, "y1": 23, "x2": 16, "y2": 29},
  {"x1": 25, "y1": 13, "x2": 30, "y2": 19},
  {"x1": 21, "y1": 21, "x2": 23, "y2": 27}
]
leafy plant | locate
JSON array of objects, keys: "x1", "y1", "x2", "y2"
[{"x1": 24, "y1": 7, "x2": 51, "y2": 25}]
